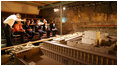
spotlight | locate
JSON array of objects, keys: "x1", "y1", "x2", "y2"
[
  {"x1": 63, "y1": 7, "x2": 66, "y2": 10},
  {"x1": 54, "y1": 8, "x2": 59, "y2": 12}
]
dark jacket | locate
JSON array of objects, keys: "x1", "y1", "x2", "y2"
[{"x1": 35, "y1": 24, "x2": 42, "y2": 32}]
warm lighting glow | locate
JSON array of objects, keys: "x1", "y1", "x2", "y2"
[
  {"x1": 54, "y1": 7, "x2": 66, "y2": 12},
  {"x1": 63, "y1": 7, "x2": 66, "y2": 10},
  {"x1": 54, "y1": 8, "x2": 59, "y2": 12}
]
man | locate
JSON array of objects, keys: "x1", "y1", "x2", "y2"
[
  {"x1": 50, "y1": 20, "x2": 57, "y2": 36},
  {"x1": 42, "y1": 19, "x2": 48, "y2": 32},
  {"x1": 3, "y1": 14, "x2": 26, "y2": 46},
  {"x1": 46, "y1": 23, "x2": 51, "y2": 38}
]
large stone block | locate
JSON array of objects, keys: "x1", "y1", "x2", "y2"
[
  {"x1": 83, "y1": 31, "x2": 97, "y2": 40},
  {"x1": 82, "y1": 37, "x2": 96, "y2": 44}
]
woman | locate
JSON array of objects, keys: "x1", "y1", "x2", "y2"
[
  {"x1": 13, "y1": 21, "x2": 28, "y2": 43},
  {"x1": 35, "y1": 20, "x2": 44, "y2": 38}
]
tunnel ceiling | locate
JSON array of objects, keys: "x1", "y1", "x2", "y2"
[{"x1": 15, "y1": 1, "x2": 77, "y2": 9}]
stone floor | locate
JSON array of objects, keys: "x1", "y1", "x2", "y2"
[
  {"x1": 2, "y1": 54, "x2": 63, "y2": 65},
  {"x1": 25, "y1": 55, "x2": 63, "y2": 65}
]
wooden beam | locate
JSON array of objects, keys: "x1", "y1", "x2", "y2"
[
  {"x1": 30, "y1": 1, "x2": 47, "y2": 6},
  {"x1": 1, "y1": 38, "x2": 52, "y2": 51},
  {"x1": 1, "y1": 11, "x2": 39, "y2": 15},
  {"x1": 39, "y1": 1, "x2": 54, "y2": 4},
  {"x1": 18, "y1": 1, "x2": 44, "y2": 6},
  {"x1": 39, "y1": 1, "x2": 77, "y2": 9},
  {"x1": 60, "y1": 3, "x2": 63, "y2": 35}
]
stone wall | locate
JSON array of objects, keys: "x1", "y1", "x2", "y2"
[{"x1": 39, "y1": 1, "x2": 117, "y2": 35}]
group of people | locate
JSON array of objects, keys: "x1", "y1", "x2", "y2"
[{"x1": 3, "y1": 14, "x2": 57, "y2": 47}]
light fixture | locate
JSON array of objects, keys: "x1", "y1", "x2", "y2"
[
  {"x1": 63, "y1": 7, "x2": 66, "y2": 10},
  {"x1": 54, "y1": 8, "x2": 59, "y2": 12},
  {"x1": 62, "y1": 17, "x2": 67, "y2": 23},
  {"x1": 54, "y1": 7, "x2": 66, "y2": 12}
]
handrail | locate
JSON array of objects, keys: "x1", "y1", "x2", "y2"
[{"x1": 1, "y1": 38, "x2": 52, "y2": 51}]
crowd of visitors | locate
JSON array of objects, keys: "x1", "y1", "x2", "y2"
[{"x1": 3, "y1": 14, "x2": 57, "y2": 46}]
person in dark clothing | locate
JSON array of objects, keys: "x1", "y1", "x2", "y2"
[
  {"x1": 35, "y1": 20, "x2": 44, "y2": 38},
  {"x1": 50, "y1": 21, "x2": 57, "y2": 37},
  {"x1": 50, "y1": 21, "x2": 53, "y2": 31},
  {"x1": 52, "y1": 25, "x2": 57, "y2": 36},
  {"x1": 42, "y1": 19, "x2": 51, "y2": 38},
  {"x1": 24, "y1": 20, "x2": 35, "y2": 39},
  {"x1": 42, "y1": 19, "x2": 47, "y2": 32},
  {"x1": 30, "y1": 19, "x2": 35, "y2": 24},
  {"x1": 42, "y1": 24, "x2": 46, "y2": 32},
  {"x1": 30, "y1": 19, "x2": 35, "y2": 31},
  {"x1": 46, "y1": 25, "x2": 51, "y2": 38},
  {"x1": 4, "y1": 24, "x2": 13, "y2": 46}
]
